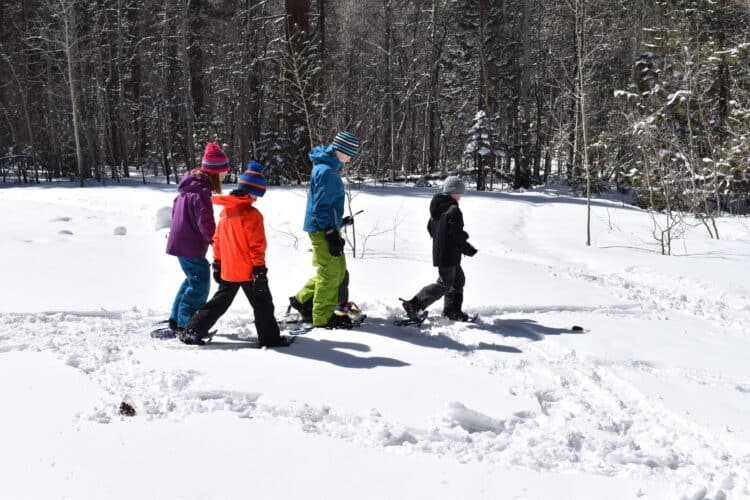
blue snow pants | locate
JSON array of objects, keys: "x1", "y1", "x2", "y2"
[{"x1": 170, "y1": 256, "x2": 211, "y2": 328}]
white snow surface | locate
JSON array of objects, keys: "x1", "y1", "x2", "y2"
[{"x1": 1, "y1": 180, "x2": 749, "y2": 499}]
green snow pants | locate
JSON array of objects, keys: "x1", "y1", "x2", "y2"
[{"x1": 295, "y1": 231, "x2": 347, "y2": 327}]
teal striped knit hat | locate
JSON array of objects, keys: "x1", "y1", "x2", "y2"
[{"x1": 331, "y1": 131, "x2": 359, "y2": 158}]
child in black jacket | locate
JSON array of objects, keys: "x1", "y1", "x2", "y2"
[{"x1": 401, "y1": 176, "x2": 478, "y2": 321}]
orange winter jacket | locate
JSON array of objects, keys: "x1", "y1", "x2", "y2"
[{"x1": 211, "y1": 194, "x2": 267, "y2": 282}]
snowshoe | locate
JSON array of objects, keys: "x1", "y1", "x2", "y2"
[
  {"x1": 394, "y1": 310, "x2": 428, "y2": 327},
  {"x1": 260, "y1": 335, "x2": 296, "y2": 347},
  {"x1": 326, "y1": 313, "x2": 353, "y2": 329},
  {"x1": 149, "y1": 326, "x2": 177, "y2": 339},
  {"x1": 178, "y1": 328, "x2": 215, "y2": 346},
  {"x1": 443, "y1": 311, "x2": 479, "y2": 323},
  {"x1": 149, "y1": 319, "x2": 179, "y2": 339},
  {"x1": 278, "y1": 312, "x2": 311, "y2": 328},
  {"x1": 334, "y1": 301, "x2": 364, "y2": 322},
  {"x1": 289, "y1": 314, "x2": 367, "y2": 335}
]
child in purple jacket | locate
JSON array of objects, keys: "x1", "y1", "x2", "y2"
[{"x1": 165, "y1": 143, "x2": 229, "y2": 335}]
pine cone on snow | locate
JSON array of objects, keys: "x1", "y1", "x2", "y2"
[{"x1": 119, "y1": 402, "x2": 136, "y2": 417}]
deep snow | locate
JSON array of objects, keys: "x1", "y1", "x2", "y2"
[{"x1": 0, "y1": 178, "x2": 748, "y2": 499}]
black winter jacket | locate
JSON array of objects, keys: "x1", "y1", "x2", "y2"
[{"x1": 426, "y1": 193, "x2": 475, "y2": 267}]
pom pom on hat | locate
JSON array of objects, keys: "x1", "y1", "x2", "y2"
[
  {"x1": 201, "y1": 142, "x2": 230, "y2": 174},
  {"x1": 235, "y1": 161, "x2": 268, "y2": 197}
]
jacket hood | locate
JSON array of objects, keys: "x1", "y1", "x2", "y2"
[
  {"x1": 211, "y1": 193, "x2": 256, "y2": 209},
  {"x1": 430, "y1": 192, "x2": 458, "y2": 219},
  {"x1": 309, "y1": 145, "x2": 343, "y2": 170},
  {"x1": 178, "y1": 171, "x2": 210, "y2": 194}
]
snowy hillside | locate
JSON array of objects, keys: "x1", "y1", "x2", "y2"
[{"x1": 1, "y1": 180, "x2": 749, "y2": 499}]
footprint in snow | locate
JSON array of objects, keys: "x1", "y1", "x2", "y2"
[
  {"x1": 58, "y1": 230, "x2": 74, "y2": 236},
  {"x1": 113, "y1": 226, "x2": 127, "y2": 236},
  {"x1": 50, "y1": 217, "x2": 72, "y2": 222}
]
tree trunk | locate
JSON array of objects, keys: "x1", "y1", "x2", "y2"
[
  {"x1": 180, "y1": 0, "x2": 196, "y2": 170},
  {"x1": 115, "y1": 0, "x2": 129, "y2": 179},
  {"x1": 477, "y1": 0, "x2": 495, "y2": 191},
  {"x1": 60, "y1": 0, "x2": 86, "y2": 186},
  {"x1": 385, "y1": 0, "x2": 396, "y2": 181},
  {"x1": 515, "y1": 0, "x2": 532, "y2": 189},
  {"x1": 576, "y1": 0, "x2": 592, "y2": 246},
  {"x1": 422, "y1": 0, "x2": 439, "y2": 175},
  {"x1": 286, "y1": 0, "x2": 310, "y2": 34}
]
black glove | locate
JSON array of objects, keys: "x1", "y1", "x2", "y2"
[
  {"x1": 342, "y1": 215, "x2": 354, "y2": 227},
  {"x1": 252, "y1": 265, "x2": 269, "y2": 295},
  {"x1": 463, "y1": 243, "x2": 478, "y2": 257},
  {"x1": 325, "y1": 229, "x2": 345, "y2": 257},
  {"x1": 212, "y1": 260, "x2": 222, "y2": 284}
]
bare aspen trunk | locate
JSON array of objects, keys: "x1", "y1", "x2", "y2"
[
  {"x1": 685, "y1": 71, "x2": 718, "y2": 239},
  {"x1": 60, "y1": 0, "x2": 86, "y2": 186},
  {"x1": 160, "y1": 0, "x2": 174, "y2": 183},
  {"x1": 385, "y1": 0, "x2": 396, "y2": 181},
  {"x1": 575, "y1": 0, "x2": 592, "y2": 246},
  {"x1": 179, "y1": 0, "x2": 195, "y2": 170},
  {"x1": 422, "y1": 0, "x2": 439, "y2": 175},
  {"x1": 477, "y1": 0, "x2": 495, "y2": 191},
  {"x1": 517, "y1": 0, "x2": 531, "y2": 189},
  {"x1": 116, "y1": 0, "x2": 129, "y2": 179}
]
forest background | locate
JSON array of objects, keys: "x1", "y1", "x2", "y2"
[{"x1": 1, "y1": 0, "x2": 749, "y2": 218}]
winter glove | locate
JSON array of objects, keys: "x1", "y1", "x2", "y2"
[
  {"x1": 341, "y1": 215, "x2": 354, "y2": 227},
  {"x1": 251, "y1": 265, "x2": 269, "y2": 295},
  {"x1": 212, "y1": 260, "x2": 222, "y2": 284},
  {"x1": 463, "y1": 243, "x2": 478, "y2": 257},
  {"x1": 324, "y1": 229, "x2": 345, "y2": 257}
]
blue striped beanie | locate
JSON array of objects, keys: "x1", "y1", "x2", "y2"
[
  {"x1": 331, "y1": 131, "x2": 359, "y2": 158},
  {"x1": 235, "y1": 161, "x2": 267, "y2": 197}
]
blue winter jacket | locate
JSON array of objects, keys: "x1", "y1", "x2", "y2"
[{"x1": 303, "y1": 145, "x2": 345, "y2": 233}]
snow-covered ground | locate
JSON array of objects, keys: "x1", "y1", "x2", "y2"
[{"x1": 1, "y1": 178, "x2": 749, "y2": 499}]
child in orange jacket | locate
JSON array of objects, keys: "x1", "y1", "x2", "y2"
[{"x1": 181, "y1": 161, "x2": 292, "y2": 347}]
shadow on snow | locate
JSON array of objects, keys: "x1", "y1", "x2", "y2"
[
  {"x1": 480, "y1": 318, "x2": 585, "y2": 341},
  {"x1": 214, "y1": 332, "x2": 410, "y2": 369},
  {"x1": 360, "y1": 316, "x2": 523, "y2": 355}
]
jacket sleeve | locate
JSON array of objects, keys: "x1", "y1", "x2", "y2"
[
  {"x1": 194, "y1": 191, "x2": 216, "y2": 245},
  {"x1": 446, "y1": 206, "x2": 473, "y2": 254},
  {"x1": 246, "y1": 210, "x2": 267, "y2": 273},
  {"x1": 212, "y1": 218, "x2": 222, "y2": 262}
]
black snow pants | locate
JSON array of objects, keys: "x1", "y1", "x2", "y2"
[
  {"x1": 414, "y1": 264, "x2": 465, "y2": 315},
  {"x1": 185, "y1": 280, "x2": 283, "y2": 347}
]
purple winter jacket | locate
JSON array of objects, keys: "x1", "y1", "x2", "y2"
[{"x1": 166, "y1": 171, "x2": 216, "y2": 258}]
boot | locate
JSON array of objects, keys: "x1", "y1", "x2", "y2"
[
  {"x1": 260, "y1": 335, "x2": 296, "y2": 348},
  {"x1": 401, "y1": 297, "x2": 425, "y2": 320},
  {"x1": 179, "y1": 328, "x2": 209, "y2": 345},
  {"x1": 325, "y1": 314, "x2": 353, "y2": 329},
  {"x1": 334, "y1": 302, "x2": 351, "y2": 317},
  {"x1": 288, "y1": 296, "x2": 313, "y2": 322},
  {"x1": 334, "y1": 301, "x2": 363, "y2": 321},
  {"x1": 443, "y1": 310, "x2": 471, "y2": 322}
]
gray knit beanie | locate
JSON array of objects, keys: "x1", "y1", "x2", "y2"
[{"x1": 443, "y1": 176, "x2": 466, "y2": 195}]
